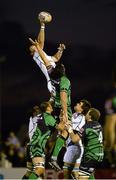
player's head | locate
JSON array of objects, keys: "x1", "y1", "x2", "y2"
[
  {"x1": 40, "y1": 101, "x2": 53, "y2": 113},
  {"x1": 50, "y1": 63, "x2": 65, "y2": 80},
  {"x1": 86, "y1": 108, "x2": 101, "y2": 121},
  {"x1": 29, "y1": 105, "x2": 41, "y2": 117},
  {"x1": 74, "y1": 99, "x2": 91, "y2": 115},
  {"x1": 32, "y1": 105, "x2": 41, "y2": 117}
]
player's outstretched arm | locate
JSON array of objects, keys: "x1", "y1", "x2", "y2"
[
  {"x1": 37, "y1": 22, "x2": 45, "y2": 50},
  {"x1": 52, "y1": 44, "x2": 66, "y2": 62},
  {"x1": 29, "y1": 38, "x2": 51, "y2": 67}
]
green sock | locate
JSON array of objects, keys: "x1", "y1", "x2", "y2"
[
  {"x1": 51, "y1": 136, "x2": 65, "y2": 159},
  {"x1": 22, "y1": 174, "x2": 29, "y2": 179},
  {"x1": 89, "y1": 174, "x2": 95, "y2": 180},
  {"x1": 29, "y1": 172, "x2": 39, "y2": 179}
]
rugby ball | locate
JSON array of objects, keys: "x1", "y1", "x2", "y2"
[{"x1": 38, "y1": 11, "x2": 52, "y2": 23}]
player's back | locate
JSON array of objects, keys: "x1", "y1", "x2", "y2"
[{"x1": 83, "y1": 121, "x2": 104, "y2": 162}]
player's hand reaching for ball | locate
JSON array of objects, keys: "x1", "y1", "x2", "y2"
[{"x1": 58, "y1": 44, "x2": 66, "y2": 51}]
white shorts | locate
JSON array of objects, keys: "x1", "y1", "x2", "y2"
[{"x1": 63, "y1": 144, "x2": 84, "y2": 164}]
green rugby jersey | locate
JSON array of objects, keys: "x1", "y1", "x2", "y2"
[
  {"x1": 29, "y1": 112, "x2": 56, "y2": 156},
  {"x1": 53, "y1": 75, "x2": 71, "y2": 108},
  {"x1": 79, "y1": 121, "x2": 104, "y2": 162}
]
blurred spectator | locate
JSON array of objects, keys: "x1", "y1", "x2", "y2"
[
  {"x1": 4, "y1": 131, "x2": 26, "y2": 167},
  {"x1": 5, "y1": 131, "x2": 21, "y2": 149},
  {"x1": 0, "y1": 139, "x2": 12, "y2": 168},
  {"x1": 0, "y1": 151, "x2": 12, "y2": 168},
  {"x1": 104, "y1": 68, "x2": 116, "y2": 167}
]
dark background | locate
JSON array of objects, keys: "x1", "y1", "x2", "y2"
[{"x1": 0, "y1": 0, "x2": 116, "y2": 140}]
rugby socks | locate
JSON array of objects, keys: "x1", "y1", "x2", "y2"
[
  {"x1": 89, "y1": 174, "x2": 95, "y2": 180},
  {"x1": 51, "y1": 136, "x2": 65, "y2": 159},
  {"x1": 22, "y1": 174, "x2": 29, "y2": 179},
  {"x1": 29, "y1": 172, "x2": 39, "y2": 179}
]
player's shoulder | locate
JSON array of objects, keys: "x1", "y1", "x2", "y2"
[
  {"x1": 72, "y1": 112, "x2": 84, "y2": 119},
  {"x1": 86, "y1": 121, "x2": 101, "y2": 129}
]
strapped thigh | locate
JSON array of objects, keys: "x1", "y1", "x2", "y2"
[
  {"x1": 78, "y1": 170, "x2": 90, "y2": 178},
  {"x1": 63, "y1": 163, "x2": 74, "y2": 171},
  {"x1": 33, "y1": 162, "x2": 45, "y2": 170},
  {"x1": 27, "y1": 162, "x2": 33, "y2": 172}
]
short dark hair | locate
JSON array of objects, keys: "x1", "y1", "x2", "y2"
[
  {"x1": 28, "y1": 105, "x2": 41, "y2": 117},
  {"x1": 89, "y1": 108, "x2": 101, "y2": 121},
  {"x1": 80, "y1": 99, "x2": 91, "y2": 115},
  {"x1": 50, "y1": 63, "x2": 65, "y2": 80},
  {"x1": 32, "y1": 105, "x2": 41, "y2": 116},
  {"x1": 40, "y1": 101, "x2": 50, "y2": 112}
]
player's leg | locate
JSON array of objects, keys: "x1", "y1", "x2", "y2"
[
  {"x1": 29, "y1": 156, "x2": 45, "y2": 179},
  {"x1": 109, "y1": 114, "x2": 116, "y2": 149},
  {"x1": 22, "y1": 162, "x2": 33, "y2": 179},
  {"x1": 63, "y1": 145, "x2": 78, "y2": 179},
  {"x1": 71, "y1": 145, "x2": 84, "y2": 179},
  {"x1": 29, "y1": 129, "x2": 46, "y2": 179},
  {"x1": 104, "y1": 114, "x2": 113, "y2": 149},
  {"x1": 22, "y1": 144, "x2": 33, "y2": 179},
  {"x1": 50, "y1": 107, "x2": 72, "y2": 163},
  {"x1": 79, "y1": 158, "x2": 97, "y2": 180},
  {"x1": 63, "y1": 162, "x2": 74, "y2": 179},
  {"x1": 78, "y1": 172, "x2": 95, "y2": 180},
  {"x1": 51, "y1": 131, "x2": 68, "y2": 160}
]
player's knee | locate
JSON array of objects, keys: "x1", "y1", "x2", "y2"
[
  {"x1": 72, "y1": 171, "x2": 79, "y2": 180},
  {"x1": 33, "y1": 162, "x2": 45, "y2": 177},
  {"x1": 63, "y1": 163, "x2": 74, "y2": 171}
]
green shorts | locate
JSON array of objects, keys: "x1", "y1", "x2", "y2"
[{"x1": 29, "y1": 128, "x2": 49, "y2": 158}]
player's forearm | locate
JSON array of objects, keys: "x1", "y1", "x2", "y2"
[
  {"x1": 36, "y1": 45, "x2": 51, "y2": 67},
  {"x1": 69, "y1": 132, "x2": 80, "y2": 143},
  {"x1": 68, "y1": 127, "x2": 80, "y2": 143},
  {"x1": 56, "y1": 121, "x2": 65, "y2": 131},
  {"x1": 53, "y1": 49, "x2": 64, "y2": 62},
  {"x1": 37, "y1": 24, "x2": 45, "y2": 49},
  {"x1": 60, "y1": 91, "x2": 67, "y2": 115}
]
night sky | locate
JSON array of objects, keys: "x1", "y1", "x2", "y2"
[{"x1": 1, "y1": 0, "x2": 116, "y2": 139}]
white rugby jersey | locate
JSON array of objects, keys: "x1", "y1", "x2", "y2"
[
  {"x1": 33, "y1": 51, "x2": 56, "y2": 93},
  {"x1": 29, "y1": 114, "x2": 40, "y2": 141},
  {"x1": 33, "y1": 51, "x2": 56, "y2": 80},
  {"x1": 72, "y1": 112, "x2": 85, "y2": 131},
  {"x1": 66, "y1": 112, "x2": 85, "y2": 147}
]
